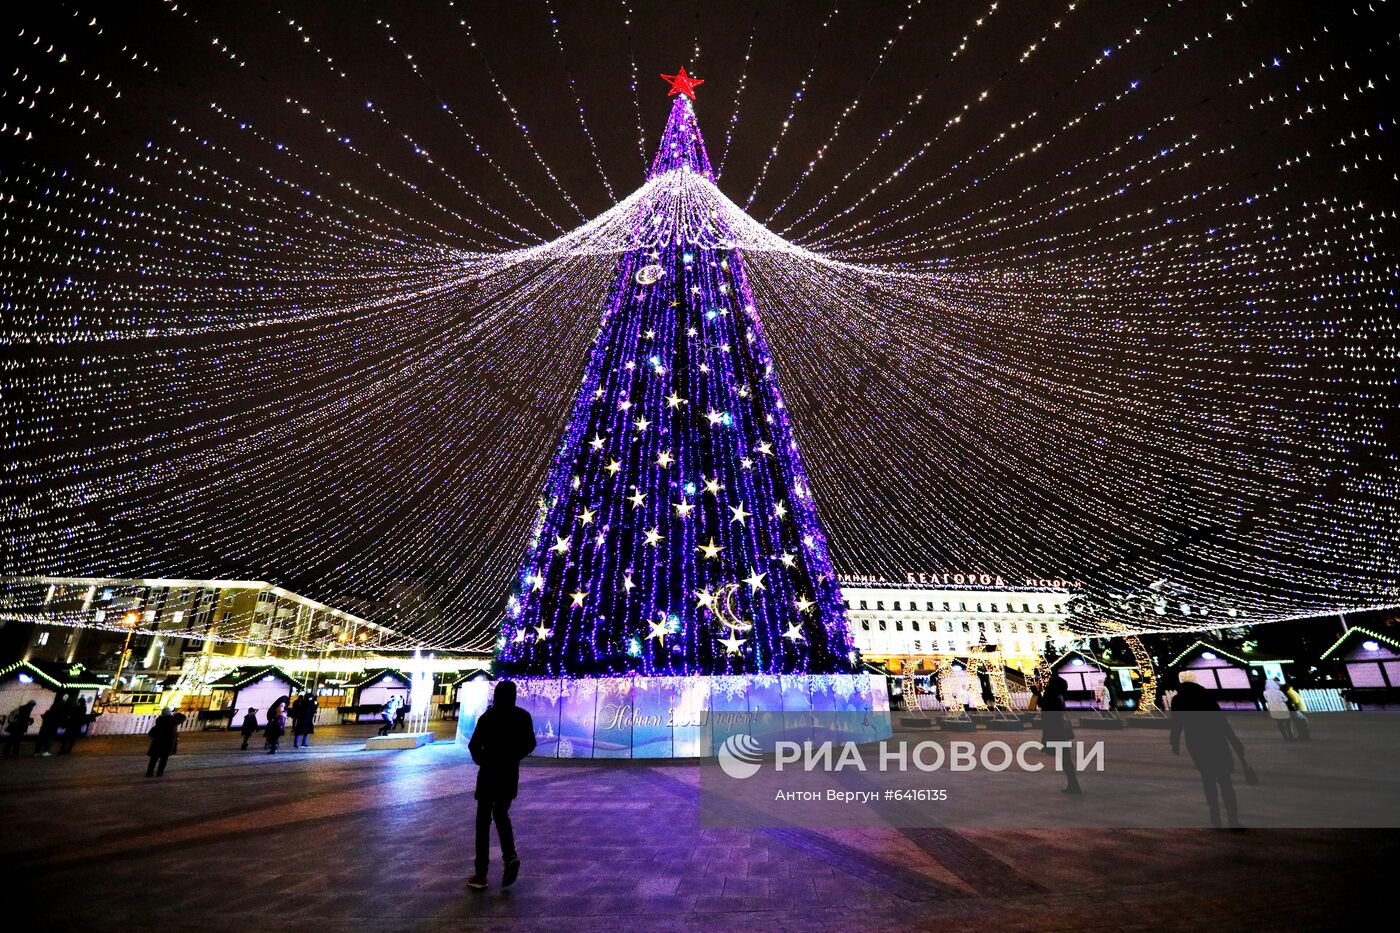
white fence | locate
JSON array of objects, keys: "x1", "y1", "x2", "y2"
[
  {"x1": 905, "y1": 686, "x2": 1354, "y2": 714},
  {"x1": 87, "y1": 712, "x2": 203, "y2": 737},
  {"x1": 85, "y1": 703, "x2": 452, "y2": 736}
]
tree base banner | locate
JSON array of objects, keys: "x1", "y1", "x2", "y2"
[{"x1": 456, "y1": 673, "x2": 890, "y2": 760}]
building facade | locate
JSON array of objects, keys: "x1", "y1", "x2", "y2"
[{"x1": 839, "y1": 575, "x2": 1076, "y2": 671}]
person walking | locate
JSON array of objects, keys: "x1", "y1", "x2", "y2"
[
  {"x1": 377, "y1": 697, "x2": 397, "y2": 737},
  {"x1": 1171, "y1": 681, "x2": 1250, "y2": 828},
  {"x1": 1262, "y1": 679, "x2": 1294, "y2": 740},
  {"x1": 465, "y1": 681, "x2": 536, "y2": 890},
  {"x1": 1283, "y1": 682, "x2": 1311, "y2": 741},
  {"x1": 292, "y1": 694, "x2": 317, "y2": 748},
  {"x1": 146, "y1": 708, "x2": 185, "y2": 777},
  {"x1": 264, "y1": 700, "x2": 287, "y2": 754},
  {"x1": 58, "y1": 697, "x2": 92, "y2": 754},
  {"x1": 394, "y1": 698, "x2": 409, "y2": 732},
  {"x1": 34, "y1": 697, "x2": 65, "y2": 757},
  {"x1": 4, "y1": 700, "x2": 36, "y2": 757},
  {"x1": 1038, "y1": 675, "x2": 1082, "y2": 794},
  {"x1": 239, "y1": 707, "x2": 259, "y2": 750}
]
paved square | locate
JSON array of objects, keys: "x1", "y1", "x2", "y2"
[{"x1": 6, "y1": 723, "x2": 1391, "y2": 931}]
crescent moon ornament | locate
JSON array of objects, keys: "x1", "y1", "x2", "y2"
[
  {"x1": 635, "y1": 264, "x2": 664, "y2": 285},
  {"x1": 713, "y1": 582, "x2": 752, "y2": 632}
]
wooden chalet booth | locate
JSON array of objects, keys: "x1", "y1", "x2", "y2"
[
  {"x1": 445, "y1": 669, "x2": 491, "y2": 717},
  {"x1": 1047, "y1": 650, "x2": 1129, "y2": 709},
  {"x1": 208, "y1": 666, "x2": 305, "y2": 728},
  {"x1": 342, "y1": 668, "x2": 410, "y2": 723},
  {"x1": 0, "y1": 660, "x2": 105, "y2": 730},
  {"x1": 1167, "y1": 641, "x2": 1290, "y2": 710},
  {"x1": 1319, "y1": 627, "x2": 1400, "y2": 710}
]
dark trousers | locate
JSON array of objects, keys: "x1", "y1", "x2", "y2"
[
  {"x1": 377, "y1": 720, "x2": 392, "y2": 736},
  {"x1": 147, "y1": 754, "x2": 169, "y2": 777},
  {"x1": 1199, "y1": 770, "x2": 1239, "y2": 826},
  {"x1": 59, "y1": 733, "x2": 79, "y2": 754},
  {"x1": 241, "y1": 734, "x2": 254, "y2": 750},
  {"x1": 34, "y1": 732, "x2": 56, "y2": 755},
  {"x1": 475, "y1": 798, "x2": 516, "y2": 877},
  {"x1": 1274, "y1": 719, "x2": 1294, "y2": 740},
  {"x1": 2, "y1": 732, "x2": 23, "y2": 756}
]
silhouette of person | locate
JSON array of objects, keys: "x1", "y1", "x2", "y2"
[
  {"x1": 1039, "y1": 675, "x2": 1082, "y2": 794},
  {"x1": 292, "y1": 694, "x2": 317, "y2": 748},
  {"x1": 58, "y1": 697, "x2": 91, "y2": 754},
  {"x1": 1170, "y1": 681, "x2": 1247, "y2": 828},
  {"x1": 239, "y1": 707, "x2": 259, "y2": 750},
  {"x1": 146, "y1": 708, "x2": 185, "y2": 777},
  {"x1": 264, "y1": 699, "x2": 287, "y2": 754},
  {"x1": 3, "y1": 700, "x2": 36, "y2": 756},
  {"x1": 34, "y1": 696, "x2": 65, "y2": 756},
  {"x1": 465, "y1": 680, "x2": 536, "y2": 890}
]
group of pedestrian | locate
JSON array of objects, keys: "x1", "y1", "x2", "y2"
[
  {"x1": 4, "y1": 695, "x2": 95, "y2": 757},
  {"x1": 377, "y1": 694, "x2": 407, "y2": 736},
  {"x1": 237, "y1": 692, "x2": 318, "y2": 755},
  {"x1": 1038, "y1": 672, "x2": 1316, "y2": 828},
  {"x1": 1262, "y1": 678, "x2": 1311, "y2": 741}
]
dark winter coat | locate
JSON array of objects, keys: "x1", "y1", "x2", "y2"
[
  {"x1": 468, "y1": 682, "x2": 536, "y2": 802},
  {"x1": 291, "y1": 697, "x2": 317, "y2": 736},
  {"x1": 1039, "y1": 678, "x2": 1075, "y2": 745},
  {"x1": 1170, "y1": 683, "x2": 1245, "y2": 775},
  {"x1": 147, "y1": 712, "x2": 182, "y2": 758},
  {"x1": 240, "y1": 713, "x2": 259, "y2": 737}
]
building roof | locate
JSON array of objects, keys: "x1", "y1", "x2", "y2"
[
  {"x1": 0, "y1": 659, "x2": 107, "y2": 690},
  {"x1": 1047, "y1": 649, "x2": 1121, "y2": 673},
  {"x1": 207, "y1": 665, "x2": 305, "y2": 691},
  {"x1": 350, "y1": 668, "x2": 410, "y2": 690},
  {"x1": 1318, "y1": 627, "x2": 1400, "y2": 662},
  {"x1": 1167, "y1": 640, "x2": 1292, "y2": 669},
  {"x1": 453, "y1": 669, "x2": 492, "y2": 686}
]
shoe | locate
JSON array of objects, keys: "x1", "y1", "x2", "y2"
[
  {"x1": 502, "y1": 858, "x2": 521, "y2": 887},
  {"x1": 465, "y1": 875, "x2": 487, "y2": 890}
]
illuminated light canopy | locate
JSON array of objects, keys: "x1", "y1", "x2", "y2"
[{"x1": 0, "y1": 5, "x2": 1396, "y2": 654}]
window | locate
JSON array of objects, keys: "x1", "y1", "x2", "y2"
[
  {"x1": 843, "y1": 599, "x2": 850, "y2": 609},
  {"x1": 942, "y1": 601, "x2": 951, "y2": 611},
  {"x1": 914, "y1": 640, "x2": 922, "y2": 652},
  {"x1": 877, "y1": 601, "x2": 885, "y2": 611},
  {"x1": 911, "y1": 621, "x2": 920, "y2": 632},
  {"x1": 861, "y1": 620, "x2": 870, "y2": 631},
  {"x1": 927, "y1": 602, "x2": 935, "y2": 612},
  {"x1": 993, "y1": 623, "x2": 1002, "y2": 633},
  {"x1": 1023, "y1": 603, "x2": 1031, "y2": 612},
  {"x1": 895, "y1": 621, "x2": 903, "y2": 632},
  {"x1": 36, "y1": 631, "x2": 49, "y2": 646},
  {"x1": 878, "y1": 620, "x2": 887, "y2": 631},
  {"x1": 893, "y1": 601, "x2": 901, "y2": 611},
  {"x1": 859, "y1": 600, "x2": 868, "y2": 610},
  {"x1": 962, "y1": 621, "x2": 971, "y2": 633},
  {"x1": 1040, "y1": 623, "x2": 1049, "y2": 633}
]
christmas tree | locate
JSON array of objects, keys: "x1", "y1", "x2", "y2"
[{"x1": 498, "y1": 72, "x2": 855, "y2": 680}]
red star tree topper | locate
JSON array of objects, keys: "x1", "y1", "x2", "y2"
[{"x1": 660, "y1": 66, "x2": 704, "y2": 100}]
